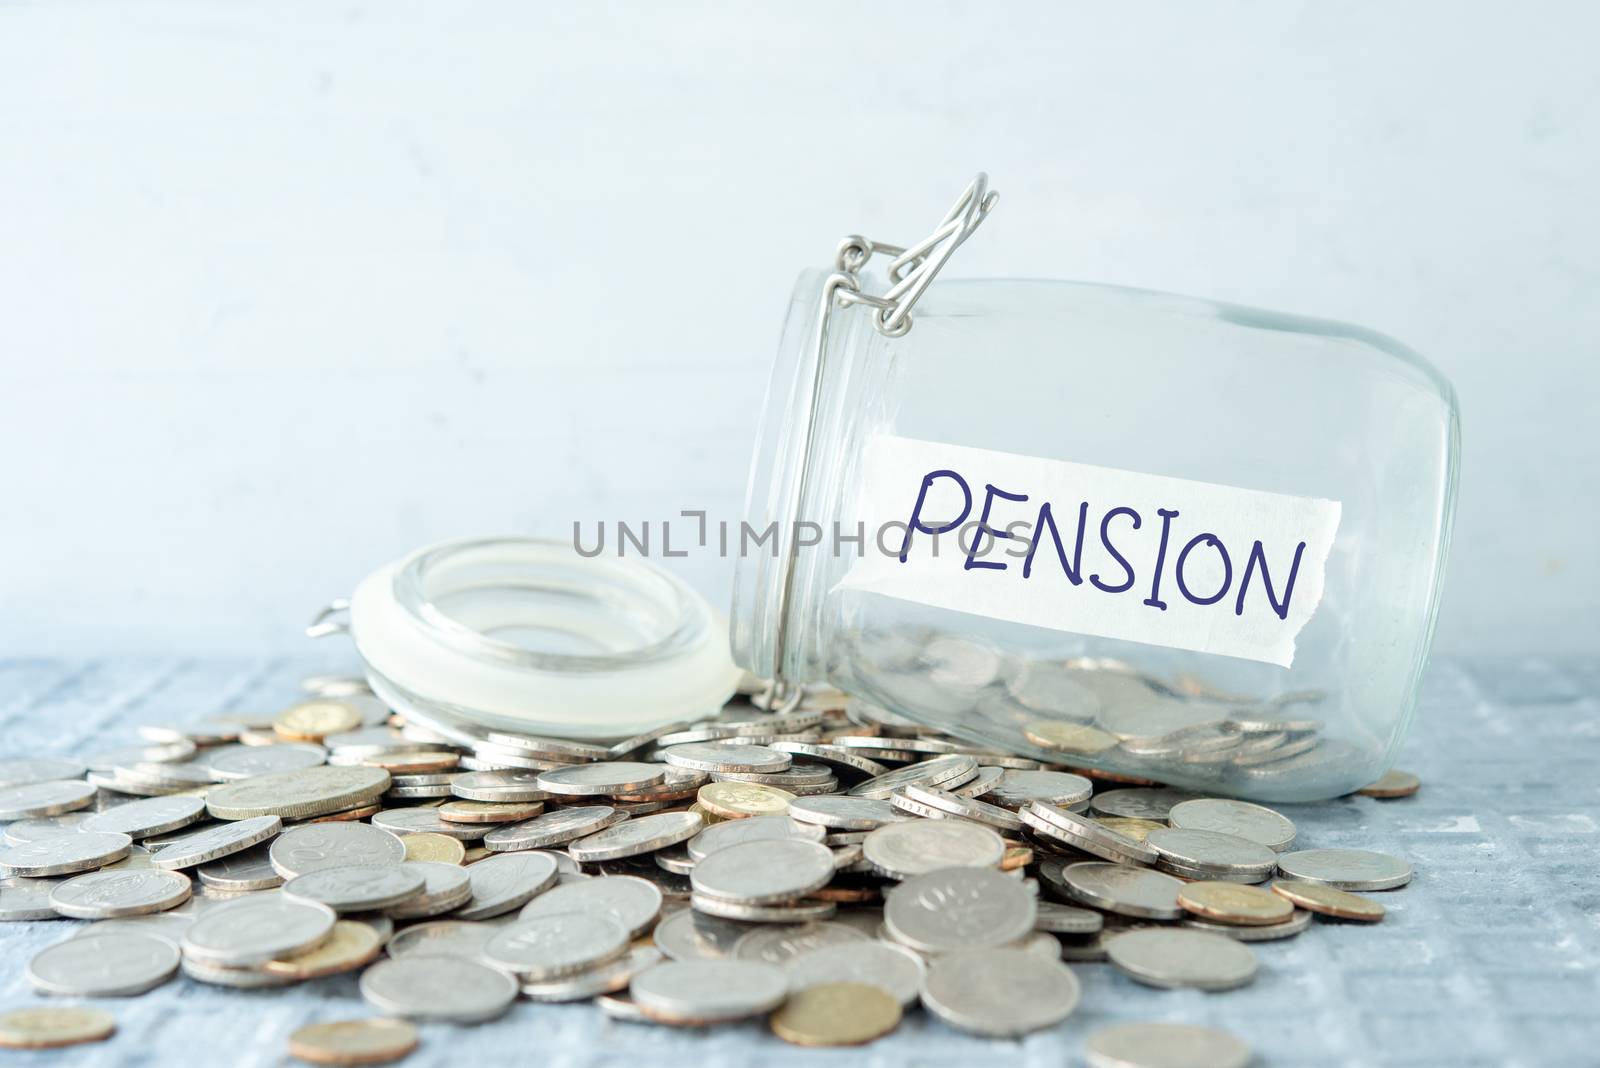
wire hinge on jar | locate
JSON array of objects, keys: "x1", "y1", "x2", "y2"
[{"x1": 764, "y1": 174, "x2": 1000, "y2": 713}]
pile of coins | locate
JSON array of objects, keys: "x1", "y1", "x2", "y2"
[{"x1": 0, "y1": 675, "x2": 1417, "y2": 1065}]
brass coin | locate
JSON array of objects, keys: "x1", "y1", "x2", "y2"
[
  {"x1": 401, "y1": 833, "x2": 465, "y2": 864},
  {"x1": 287, "y1": 1018, "x2": 420, "y2": 1066},
  {"x1": 769, "y1": 982, "x2": 901, "y2": 1047},
  {"x1": 1271, "y1": 879, "x2": 1386, "y2": 922},
  {"x1": 275, "y1": 702, "x2": 363, "y2": 742},
  {"x1": 696, "y1": 782, "x2": 795, "y2": 819},
  {"x1": 1023, "y1": 721, "x2": 1117, "y2": 755},
  {"x1": 1092, "y1": 816, "x2": 1165, "y2": 842},
  {"x1": 0, "y1": 1007, "x2": 117, "y2": 1050},
  {"x1": 461, "y1": 846, "x2": 492, "y2": 865},
  {"x1": 437, "y1": 800, "x2": 544, "y2": 825},
  {"x1": 1356, "y1": 769, "x2": 1421, "y2": 799},
  {"x1": 1177, "y1": 881, "x2": 1295, "y2": 926},
  {"x1": 686, "y1": 803, "x2": 723, "y2": 826},
  {"x1": 264, "y1": 921, "x2": 383, "y2": 979},
  {"x1": 1000, "y1": 845, "x2": 1034, "y2": 871}
]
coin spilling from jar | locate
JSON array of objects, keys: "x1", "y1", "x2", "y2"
[{"x1": 0, "y1": 674, "x2": 1417, "y2": 1063}]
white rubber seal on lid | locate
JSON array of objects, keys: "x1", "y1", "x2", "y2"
[{"x1": 348, "y1": 538, "x2": 740, "y2": 739}]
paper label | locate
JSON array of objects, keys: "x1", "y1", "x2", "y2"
[{"x1": 836, "y1": 435, "x2": 1342, "y2": 667}]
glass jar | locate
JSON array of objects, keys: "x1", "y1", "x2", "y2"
[
  {"x1": 732, "y1": 262, "x2": 1458, "y2": 802},
  {"x1": 337, "y1": 538, "x2": 740, "y2": 739}
]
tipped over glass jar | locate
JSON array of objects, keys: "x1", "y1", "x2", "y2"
[{"x1": 730, "y1": 177, "x2": 1458, "y2": 802}]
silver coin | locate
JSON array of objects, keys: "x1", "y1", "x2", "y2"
[
  {"x1": 729, "y1": 920, "x2": 868, "y2": 966},
  {"x1": 847, "y1": 755, "x2": 979, "y2": 800},
  {"x1": 78, "y1": 911, "x2": 195, "y2": 944},
  {"x1": 520, "y1": 874, "x2": 662, "y2": 938},
  {"x1": 784, "y1": 940, "x2": 926, "y2": 1007},
  {"x1": 885, "y1": 867, "x2": 1036, "y2": 953},
  {"x1": 152, "y1": 815, "x2": 281, "y2": 870},
  {"x1": 979, "y1": 769, "x2": 1094, "y2": 810},
  {"x1": 535, "y1": 763, "x2": 667, "y2": 797},
  {"x1": 605, "y1": 720, "x2": 695, "y2": 759},
  {"x1": 369, "y1": 807, "x2": 487, "y2": 841},
  {"x1": 1165, "y1": 798, "x2": 1297, "y2": 852},
  {"x1": 181, "y1": 955, "x2": 296, "y2": 989},
  {"x1": 84, "y1": 741, "x2": 197, "y2": 771},
  {"x1": 450, "y1": 769, "x2": 552, "y2": 802},
  {"x1": 1275, "y1": 847, "x2": 1413, "y2": 890},
  {"x1": 567, "y1": 811, "x2": 703, "y2": 864},
  {"x1": 654, "y1": 847, "x2": 694, "y2": 875},
  {"x1": 179, "y1": 895, "x2": 337, "y2": 965},
  {"x1": 360, "y1": 953, "x2": 518, "y2": 1023},
  {"x1": 1035, "y1": 899, "x2": 1105, "y2": 934},
  {"x1": 1106, "y1": 927, "x2": 1258, "y2": 990},
  {"x1": 205, "y1": 766, "x2": 390, "y2": 821},
  {"x1": 770, "y1": 741, "x2": 892, "y2": 779},
  {"x1": 206, "y1": 743, "x2": 327, "y2": 781},
  {"x1": 385, "y1": 919, "x2": 495, "y2": 961},
  {"x1": 322, "y1": 727, "x2": 430, "y2": 756},
  {"x1": 1057, "y1": 861, "x2": 1185, "y2": 920},
  {"x1": 1086, "y1": 1022, "x2": 1252, "y2": 1068},
  {"x1": 661, "y1": 742, "x2": 791, "y2": 774},
  {"x1": 686, "y1": 814, "x2": 824, "y2": 862},
  {"x1": 1183, "y1": 908, "x2": 1313, "y2": 942},
  {"x1": 521, "y1": 945, "x2": 662, "y2": 1002},
  {"x1": 269, "y1": 822, "x2": 405, "y2": 879},
  {"x1": 650, "y1": 908, "x2": 744, "y2": 961},
  {"x1": 196, "y1": 844, "x2": 283, "y2": 891},
  {"x1": 894, "y1": 783, "x2": 1022, "y2": 832},
  {"x1": 921, "y1": 946, "x2": 1081, "y2": 1036},
  {"x1": 2, "y1": 812, "x2": 97, "y2": 845},
  {"x1": 0, "y1": 758, "x2": 86, "y2": 788},
  {"x1": 0, "y1": 831, "x2": 133, "y2": 877},
  {"x1": 80, "y1": 795, "x2": 207, "y2": 839},
  {"x1": 0, "y1": 780, "x2": 97, "y2": 821},
  {"x1": 282, "y1": 864, "x2": 426, "y2": 913},
  {"x1": 481, "y1": 806, "x2": 624, "y2": 851},
  {"x1": 48, "y1": 868, "x2": 192, "y2": 919},
  {"x1": 0, "y1": 877, "x2": 65, "y2": 920},
  {"x1": 689, "y1": 894, "x2": 837, "y2": 924},
  {"x1": 690, "y1": 839, "x2": 835, "y2": 905},
  {"x1": 1022, "y1": 802, "x2": 1157, "y2": 865},
  {"x1": 786, "y1": 794, "x2": 902, "y2": 830},
  {"x1": 107, "y1": 761, "x2": 217, "y2": 790},
  {"x1": 1145, "y1": 828, "x2": 1277, "y2": 882},
  {"x1": 452, "y1": 851, "x2": 560, "y2": 920},
  {"x1": 1091, "y1": 788, "x2": 1208, "y2": 821},
  {"x1": 386, "y1": 861, "x2": 473, "y2": 919},
  {"x1": 484, "y1": 911, "x2": 629, "y2": 979},
  {"x1": 862, "y1": 819, "x2": 1005, "y2": 879},
  {"x1": 27, "y1": 931, "x2": 180, "y2": 995},
  {"x1": 629, "y1": 959, "x2": 788, "y2": 1023}
]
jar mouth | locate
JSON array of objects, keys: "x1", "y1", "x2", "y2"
[{"x1": 392, "y1": 537, "x2": 699, "y2": 673}]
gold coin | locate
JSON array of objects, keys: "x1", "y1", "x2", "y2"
[
  {"x1": 1092, "y1": 816, "x2": 1165, "y2": 842},
  {"x1": 1023, "y1": 721, "x2": 1117, "y2": 755},
  {"x1": 264, "y1": 921, "x2": 382, "y2": 980},
  {"x1": 401, "y1": 833, "x2": 465, "y2": 864},
  {"x1": 461, "y1": 846, "x2": 492, "y2": 864},
  {"x1": 1000, "y1": 845, "x2": 1034, "y2": 871},
  {"x1": 436, "y1": 800, "x2": 543, "y2": 824},
  {"x1": 696, "y1": 782, "x2": 795, "y2": 819},
  {"x1": 0, "y1": 1007, "x2": 117, "y2": 1050},
  {"x1": 1356, "y1": 769, "x2": 1421, "y2": 799},
  {"x1": 274, "y1": 700, "x2": 362, "y2": 741},
  {"x1": 1177, "y1": 881, "x2": 1295, "y2": 925},
  {"x1": 305, "y1": 803, "x2": 383, "y2": 824},
  {"x1": 685, "y1": 802, "x2": 722, "y2": 826},
  {"x1": 287, "y1": 1018, "x2": 419, "y2": 1066},
  {"x1": 769, "y1": 982, "x2": 901, "y2": 1047},
  {"x1": 1271, "y1": 879, "x2": 1386, "y2": 922}
]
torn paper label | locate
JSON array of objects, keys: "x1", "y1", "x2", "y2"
[{"x1": 835, "y1": 435, "x2": 1342, "y2": 668}]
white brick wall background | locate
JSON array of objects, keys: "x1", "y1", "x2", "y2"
[{"x1": 0, "y1": 1, "x2": 1595, "y2": 655}]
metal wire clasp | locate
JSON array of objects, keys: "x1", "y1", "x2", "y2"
[{"x1": 763, "y1": 174, "x2": 999, "y2": 711}]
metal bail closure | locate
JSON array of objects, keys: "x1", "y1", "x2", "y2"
[{"x1": 764, "y1": 174, "x2": 1000, "y2": 708}]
